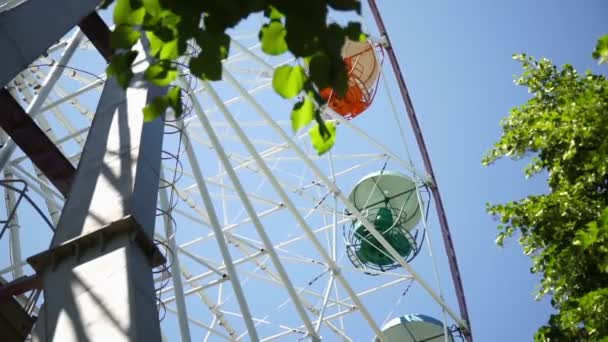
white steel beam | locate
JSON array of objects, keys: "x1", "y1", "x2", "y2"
[
  {"x1": 158, "y1": 170, "x2": 192, "y2": 342},
  {"x1": 216, "y1": 69, "x2": 387, "y2": 341},
  {"x1": 223, "y1": 67, "x2": 466, "y2": 330},
  {"x1": 31, "y1": 45, "x2": 166, "y2": 341},
  {"x1": 176, "y1": 101, "x2": 260, "y2": 341}
]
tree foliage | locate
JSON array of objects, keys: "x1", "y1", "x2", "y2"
[
  {"x1": 483, "y1": 40, "x2": 608, "y2": 341},
  {"x1": 105, "y1": 0, "x2": 367, "y2": 154}
]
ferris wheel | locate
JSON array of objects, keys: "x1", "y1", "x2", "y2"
[{"x1": 0, "y1": 1, "x2": 472, "y2": 341}]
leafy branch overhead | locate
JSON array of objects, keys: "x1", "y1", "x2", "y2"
[
  {"x1": 484, "y1": 36, "x2": 608, "y2": 341},
  {"x1": 106, "y1": 0, "x2": 367, "y2": 154}
]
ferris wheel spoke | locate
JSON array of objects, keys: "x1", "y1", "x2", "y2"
[
  {"x1": 173, "y1": 115, "x2": 260, "y2": 340},
  {"x1": 9, "y1": 163, "x2": 64, "y2": 203},
  {"x1": 202, "y1": 70, "x2": 388, "y2": 340},
  {"x1": 223, "y1": 64, "x2": 466, "y2": 335},
  {"x1": 183, "y1": 88, "x2": 324, "y2": 341},
  {"x1": 178, "y1": 205, "x2": 284, "y2": 249},
  {"x1": 35, "y1": 78, "x2": 105, "y2": 115},
  {"x1": 164, "y1": 305, "x2": 234, "y2": 341},
  {"x1": 228, "y1": 245, "x2": 349, "y2": 341},
  {"x1": 179, "y1": 265, "x2": 239, "y2": 339},
  {"x1": 158, "y1": 170, "x2": 193, "y2": 342},
  {"x1": 0, "y1": 8, "x2": 473, "y2": 340},
  {"x1": 30, "y1": 67, "x2": 96, "y2": 121}
]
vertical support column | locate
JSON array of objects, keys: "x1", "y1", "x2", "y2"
[{"x1": 29, "y1": 69, "x2": 166, "y2": 341}]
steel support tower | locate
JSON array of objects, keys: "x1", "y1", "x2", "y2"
[{"x1": 1, "y1": 2, "x2": 166, "y2": 341}]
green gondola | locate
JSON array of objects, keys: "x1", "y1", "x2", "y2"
[{"x1": 346, "y1": 171, "x2": 423, "y2": 272}]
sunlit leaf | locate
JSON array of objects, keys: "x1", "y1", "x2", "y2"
[
  {"x1": 114, "y1": 0, "x2": 145, "y2": 25},
  {"x1": 146, "y1": 21, "x2": 179, "y2": 59},
  {"x1": 310, "y1": 120, "x2": 336, "y2": 155},
  {"x1": 290, "y1": 94, "x2": 315, "y2": 132},
  {"x1": 166, "y1": 86, "x2": 183, "y2": 117},
  {"x1": 107, "y1": 51, "x2": 139, "y2": 88},
  {"x1": 273, "y1": 65, "x2": 307, "y2": 98},
  {"x1": 259, "y1": 21, "x2": 288, "y2": 56},
  {"x1": 110, "y1": 25, "x2": 141, "y2": 49},
  {"x1": 484, "y1": 50, "x2": 608, "y2": 339},
  {"x1": 264, "y1": 5, "x2": 283, "y2": 19},
  {"x1": 143, "y1": 95, "x2": 168, "y2": 122},
  {"x1": 592, "y1": 34, "x2": 608, "y2": 64},
  {"x1": 143, "y1": 0, "x2": 162, "y2": 17},
  {"x1": 144, "y1": 61, "x2": 177, "y2": 86}
]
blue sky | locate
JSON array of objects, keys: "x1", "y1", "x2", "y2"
[
  {"x1": 371, "y1": 0, "x2": 607, "y2": 340},
  {"x1": 1, "y1": 1, "x2": 607, "y2": 341}
]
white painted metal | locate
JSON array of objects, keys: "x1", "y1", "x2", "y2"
[
  {"x1": 176, "y1": 106, "x2": 260, "y2": 341},
  {"x1": 187, "y1": 81, "x2": 320, "y2": 341},
  {"x1": 158, "y1": 169, "x2": 193, "y2": 342},
  {"x1": 0, "y1": 10, "x2": 470, "y2": 342},
  {"x1": 222, "y1": 66, "x2": 465, "y2": 329},
  {"x1": 0, "y1": 29, "x2": 82, "y2": 172},
  {"x1": 213, "y1": 69, "x2": 388, "y2": 341}
]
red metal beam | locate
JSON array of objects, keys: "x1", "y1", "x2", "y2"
[
  {"x1": 0, "y1": 89, "x2": 75, "y2": 197},
  {"x1": 366, "y1": 0, "x2": 473, "y2": 339},
  {"x1": 78, "y1": 12, "x2": 113, "y2": 62},
  {"x1": 0, "y1": 275, "x2": 41, "y2": 303},
  {"x1": 0, "y1": 11, "x2": 110, "y2": 199}
]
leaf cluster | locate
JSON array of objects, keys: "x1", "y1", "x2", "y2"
[
  {"x1": 593, "y1": 35, "x2": 608, "y2": 65},
  {"x1": 105, "y1": 0, "x2": 366, "y2": 154},
  {"x1": 484, "y1": 48, "x2": 608, "y2": 340}
]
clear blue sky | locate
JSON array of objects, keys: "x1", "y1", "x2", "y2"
[
  {"x1": 370, "y1": 0, "x2": 607, "y2": 341},
  {"x1": 1, "y1": 1, "x2": 606, "y2": 341}
]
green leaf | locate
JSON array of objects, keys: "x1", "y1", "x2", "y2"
[
  {"x1": 110, "y1": 25, "x2": 141, "y2": 49},
  {"x1": 592, "y1": 34, "x2": 608, "y2": 64},
  {"x1": 272, "y1": 65, "x2": 307, "y2": 98},
  {"x1": 284, "y1": 15, "x2": 324, "y2": 57},
  {"x1": 146, "y1": 31, "x2": 164, "y2": 57},
  {"x1": 114, "y1": 0, "x2": 145, "y2": 25},
  {"x1": 143, "y1": 95, "x2": 168, "y2": 122},
  {"x1": 343, "y1": 22, "x2": 363, "y2": 42},
  {"x1": 142, "y1": 0, "x2": 162, "y2": 17},
  {"x1": 330, "y1": 61, "x2": 348, "y2": 98},
  {"x1": 166, "y1": 86, "x2": 183, "y2": 117},
  {"x1": 264, "y1": 5, "x2": 283, "y2": 19},
  {"x1": 310, "y1": 120, "x2": 336, "y2": 155},
  {"x1": 107, "y1": 51, "x2": 139, "y2": 88},
  {"x1": 291, "y1": 94, "x2": 315, "y2": 133},
  {"x1": 189, "y1": 54, "x2": 222, "y2": 81},
  {"x1": 325, "y1": 23, "x2": 346, "y2": 58},
  {"x1": 144, "y1": 61, "x2": 177, "y2": 86},
  {"x1": 259, "y1": 21, "x2": 288, "y2": 56},
  {"x1": 190, "y1": 31, "x2": 230, "y2": 81},
  {"x1": 328, "y1": 0, "x2": 362, "y2": 13},
  {"x1": 195, "y1": 31, "x2": 230, "y2": 60},
  {"x1": 309, "y1": 53, "x2": 330, "y2": 90},
  {"x1": 146, "y1": 31, "x2": 179, "y2": 60}
]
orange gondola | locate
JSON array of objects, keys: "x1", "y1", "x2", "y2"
[{"x1": 320, "y1": 40, "x2": 383, "y2": 119}]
